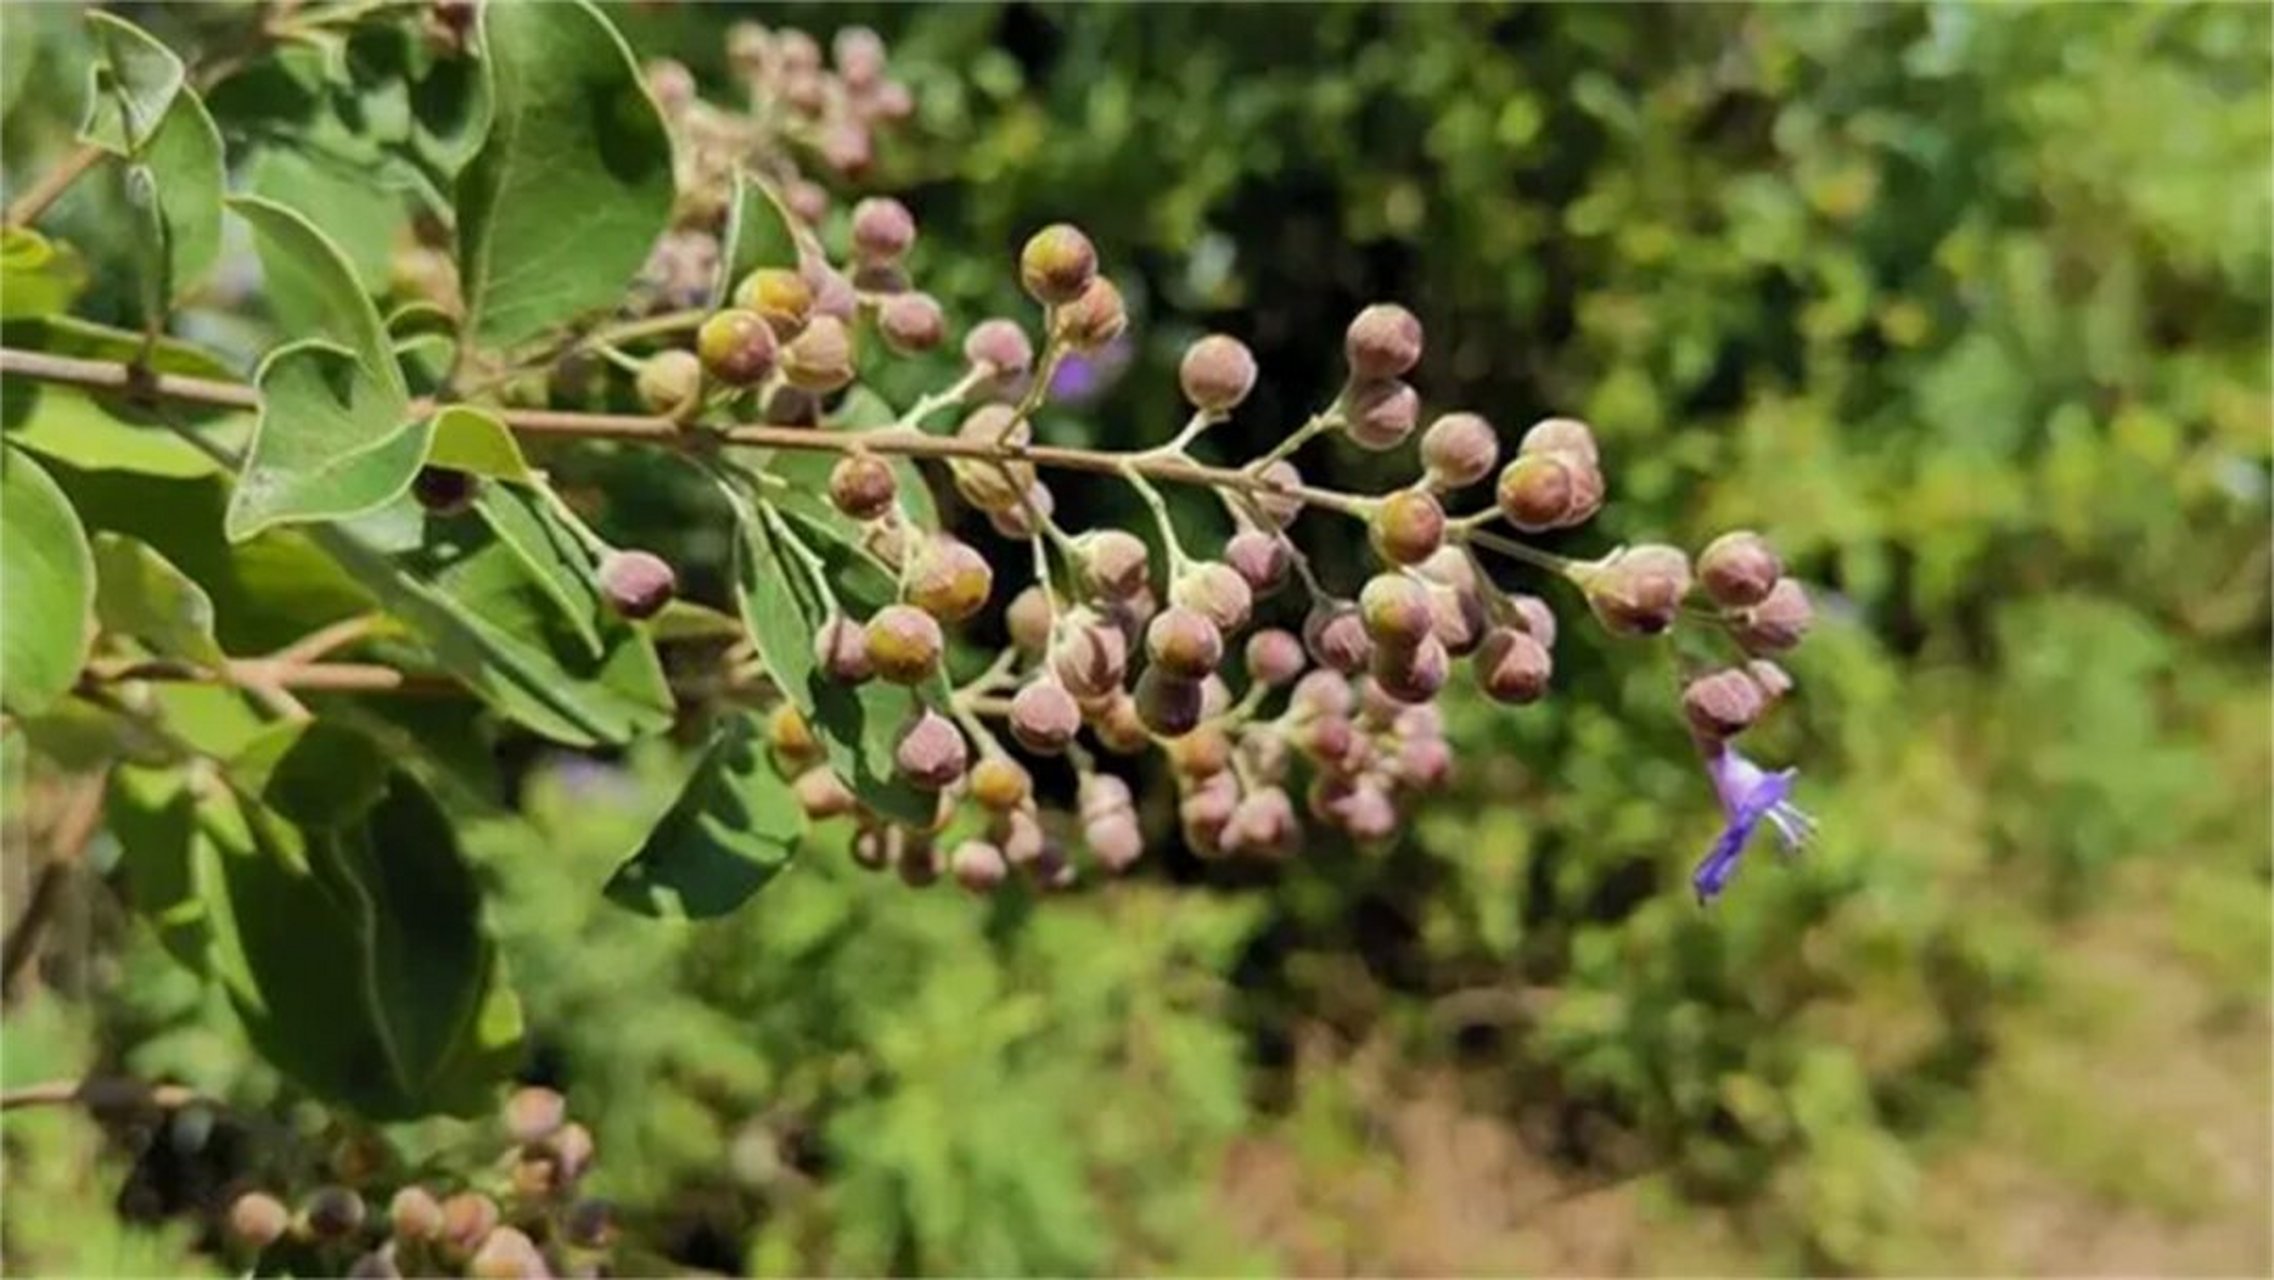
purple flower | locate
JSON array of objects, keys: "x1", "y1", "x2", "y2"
[
  {"x1": 1691, "y1": 743, "x2": 1815, "y2": 904},
  {"x1": 1047, "y1": 333, "x2": 1133, "y2": 404}
]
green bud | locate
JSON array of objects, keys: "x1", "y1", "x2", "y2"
[
  {"x1": 696, "y1": 308, "x2": 779, "y2": 386},
  {"x1": 865, "y1": 604, "x2": 945, "y2": 683},
  {"x1": 1019, "y1": 223, "x2": 1099, "y2": 305},
  {"x1": 635, "y1": 349, "x2": 703, "y2": 416}
]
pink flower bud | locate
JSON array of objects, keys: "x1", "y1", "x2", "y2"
[
  {"x1": 228, "y1": 1193, "x2": 291, "y2": 1249},
  {"x1": 599, "y1": 550, "x2": 677, "y2": 620},
  {"x1": 828, "y1": 452, "x2": 897, "y2": 521},
  {"x1": 878, "y1": 291, "x2": 946, "y2": 354},
  {"x1": 1051, "y1": 614, "x2": 1129, "y2": 699},
  {"x1": 1397, "y1": 736, "x2": 1454, "y2": 792},
  {"x1": 1170, "y1": 562, "x2": 1254, "y2": 633},
  {"x1": 1009, "y1": 678, "x2": 1082, "y2": 754},
  {"x1": 1146, "y1": 606, "x2": 1225, "y2": 679},
  {"x1": 635, "y1": 350, "x2": 702, "y2": 415},
  {"x1": 1733, "y1": 577, "x2": 1812, "y2": 653},
  {"x1": 1291, "y1": 669, "x2": 1353, "y2": 717},
  {"x1": 1682, "y1": 667, "x2": 1768, "y2": 740},
  {"x1": 1302, "y1": 600, "x2": 1373, "y2": 674},
  {"x1": 1343, "y1": 378, "x2": 1420, "y2": 451},
  {"x1": 1520, "y1": 416, "x2": 1598, "y2": 465},
  {"x1": 1584, "y1": 544, "x2": 1693, "y2": 637},
  {"x1": 833, "y1": 26, "x2": 888, "y2": 88},
  {"x1": 793, "y1": 767, "x2": 857, "y2": 820},
  {"x1": 893, "y1": 710, "x2": 968, "y2": 790},
  {"x1": 1052, "y1": 277, "x2": 1127, "y2": 353},
  {"x1": 1475, "y1": 626, "x2": 1551, "y2": 705},
  {"x1": 986, "y1": 480, "x2": 1054, "y2": 540},
  {"x1": 1420, "y1": 412, "x2": 1499, "y2": 489},
  {"x1": 1251, "y1": 460, "x2": 1305, "y2": 529},
  {"x1": 814, "y1": 613, "x2": 873, "y2": 683},
  {"x1": 850, "y1": 195, "x2": 915, "y2": 262},
  {"x1": 696, "y1": 308, "x2": 778, "y2": 386},
  {"x1": 1697, "y1": 530, "x2": 1782, "y2": 609},
  {"x1": 1371, "y1": 634, "x2": 1450, "y2": 704},
  {"x1": 864, "y1": 603, "x2": 944, "y2": 684},
  {"x1": 905, "y1": 537, "x2": 992, "y2": 623},
  {"x1": 951, "y1": 840, "x2": 1009, "y2": 893},
  {"x1": 1511, "y1": 593, "x2": 1557, "y2": 649},
  {"x1": 1224, "y1": 529, "x2": 1291, "y2": 595},
  {"x1": 1078, "y1": 529, "x2": 1152, "y2": 599},
  {"x1": 1244, "y1": 628, "x2": 1306, "y2": 687},
  {"x1": 1178, "y1": 334, "x2": 1258, "y2": 413},
  {"x1": 1359, "y1": 573, "x2": 1435, "y2": 650},
  {"x1": 782, "y1": 314, "x2": 855, "y2": 392},
  {"x1": 1085, "y1": 813, "x2": 1143, "y2": 873},
  {"x1": 963, "y1": 318, "x2": 1034, "y2": 382},
  {"x1": 1344, "y1": 303, "x2": 1423, "y2": 381}
]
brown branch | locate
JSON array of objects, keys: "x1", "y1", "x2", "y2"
[
  {"x1": 0, "y1": 1076, "x2": 205, "y2": 1113},
  {"x1": 1, "y1": 771, "x2": 110, "y2": 1003},
  {"x1": 4, "y1": 144, "x2": 105, "y2": 231},
  {"x1": 83, "y1": 656, "x2": 459, "y2": 695}
]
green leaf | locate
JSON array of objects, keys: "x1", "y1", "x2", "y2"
[
  {"x1": 456, "y1": 0, "x2": 673, "y2": 351},
  {"x1": 733, "y1": 499, "x2": 940, "y2": 826},
  {"x1": 1, "y1": 318, "x2": 249, "y2": 477},
  {"x1": 91, "y1": 533, "x2": 223, "y2": 665},
  {"x1": 714, "y1": 168, "x2": 803, "y2": 306},
  {"x1": 229, "y1": 195, "x2": 406, "y2": 395},
  {"x1": 0, "y1": 228, "x2": 89, "y2": 321},
  {"x1": 225, "y1": 340, "x2": 429, "y2": 542},
  {"x1": 106, "y1": 765, "x2": 210, "y2": 972},
  {"x1": 244, "y1": 144, "x2": 402, "y2": 295},
  {"x1": 1, "y1": 445, "x2": 94, "y2": 715},
  {"x1": 605, "y1": 712, "x2": 807, "y2": 918},
  {"x1": 315, "y1": 484, "x2": 674, "y2": 746},
  {"x1": 136, "y1": 87, "x2": 225, "y2": 307},
  {"x1": 426, "y1": 405, "x2": 534, "y2": 482},
  {"x1": 77, "y1": 11, "x2": 183, "y2": 155}
]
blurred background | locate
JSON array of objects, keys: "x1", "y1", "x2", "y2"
[{"x1": 5, "y1": 3, "x2": 2270, "y2": 1275}]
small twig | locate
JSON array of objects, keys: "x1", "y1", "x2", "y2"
[
  {"x1": 4, "y1": 144, "x2": 105, "y2": 230},
  {"x1": 0, "y1": 1076, "x2": 206, "y2": 1113},
  {"x1": 266, "y1": 613, "x2": 385, "y2": 666},
  {"x1": 1, "y1": 771, "x2": 110, "y2": 1003}
]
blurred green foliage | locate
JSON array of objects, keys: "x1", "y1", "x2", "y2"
[{"x1": 6, "y1": 3, "x2": 2268, "y2": 1274}]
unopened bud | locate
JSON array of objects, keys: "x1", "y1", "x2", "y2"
[
  {"x1": 1009, "y1": 678, "x2": 1082, "y2": 754},
  {"x1": 1223, "y1": 787, "x2": 1297, "y2": 857},
  {"x1": 1344, "y1": 303, "x2": 1423, "y2": 381},
  {"x1": 1732, "y1": 577, "x2": 1812, "y2": 653},
  {"x1": 1343, "y1": 378, "x2": 1420, "y2": 451},
  {"x1": 1520, "y1": 416, "x2": 1598, "y2": 465},
  {"x1": 1495, "y1": 452, "x2": 1597, "y2": 531},
  {"x1": 1085, "y1": 813, "x2": 1143, "y2": 872},
  {"x1": 1078, "y1": 530, "x2": 1152, "y2": 599},
  {"x1": 1697, "y1": 531, "x2": 1782, "y2": 609},
  {"x1": 1371, "y1": 634, "x2": 1449, "y2": 703},
  {"x1": 301, "y1": 1187, "x2": 367, "y2": 1241},
  {"x1": 1291, "y1": 669, "x2": 1353, "y2": 717},
  {"x1": 733, "y1": 268, "x2": 814, "y2": 339},
  {"x1": 503, "y1": 1086, "x2": 566, "y2": 1143},
  {"x1": 865, "y1": 603, "x2": 945, "y2": 683},
  {"x1": 1170, "y1": 562, "x2": 1254, "y2": 633},
  {"x1": 985, "y1": 478, "x2": 1054, "y2": 542},
  {"x1": 794, "y1": 768, "x2": 857, "y2": 820},
  {"x1": 950, "y1": 405, "x2": 1034, "y2": 511},
  {"x1": 969, "y1": 757, "x2": 1031, "y2": 811},
  {"x1": 1052, "y1": 277, "x2": 1127, "y2": 353},
  {"x1": 1146, "y1": 606, "x2": 1225, "y2": 679},
  {"x1": 1170, "y1": 725, "x2": 1233, "y2": 778},
  {"x1": 1019, "y1": 223, "x2": 1098, "y2": 305},
  {"x1": 1134, "y1": 667, "x2": 1205, "y2": 737},
  {"x1": 1007, "y1": 586, "x2": 1054, "y2": 656},
  {"x1": 600, "y1": 549, "x2": 677, "y2": 620},
  {"x1": 785, "y1": 178, "x2": 829, "y2": 224},
  {"x1": 1746, "y1": 658, "x2": 1795, "y2": 701},
  {"x1": 1428, "y1": 581, "x2": 1487, "y2": 656},
  {"x1": 808, "y1": 263, "x2": 860, "y2": 321},
  {"x1": 879, "y1": 291, "x2": 946, "y2": 354},
  {"x1": 1682, "y1": 668, "x2": 1767, "y2": 740},
  {"x1": 768, "y1": 703, "x2": 820, "y2": 765},
  {"x1": 813, "y1": 617, "x2": 871, "y2": 685},
  {"x1": 1302, "y1": 600, "x2": 1373, "y2": 674},
  {"x1": 1089, "y1": 691, "x2": 1151, "y2": 753},
  {"x1": 1475, "y1": 626, "x2": 1551, "y2": 704},
  {"x1": 1244, "y1": 628, "x2": 1306, "y2": 687},
  {"x1": 850, "y1": 822, "x2": 895, "y2": 872},
  {"x1": 468, "y1": 1226, "x2": 542, "y2": 1280},
  {"x1": 1178, "y1": 334, "x2": 1258, "y2": 413},
  {"x1": 1251, "y1": 460, "x2": 1306, "y2": 529},
  {"x1": 893, "y1": 710, "x2": 968, "y2": 790},
  {"x1": 413, "y1": 466, "x2": 479, "y2": 515},
  {"x1": 963, "y1": 318, "x2": 1034, "y2": 382},
  {"x1": 1511, "y1": 593, "x2": 1558, "y2": 649},
  {"x1": 1051, "y1": 614, "x2": 1129, "y2": 699},
  {"x1": 949, "y1": 840, "x2": 1008, "y2": 893},
  {"x1": 1419, "y1": 412, "x2": 1499, "y2": 489},
  {"x1": 697, "y1": 308, "x2": 779, "y2": 386},
  {"x1": 635, "y1": 349, "x2": 703, "y2": 415},
  {"x1": 1223, "y1": 529, "x2": 1290, "y2": 595},
  {"x1": 1584, "y1": 544, "x2": 1693, "y2": 636},
  {"x1": 782, "y1": 314, "x2": 855, "y2": 392},
  {"x1": 1359, "y1": 573, "x2": 1435, "y2": 650},
  {"x1": 764, "y1": 384, "x2": 821, "y2": 427},
  {"x1": 850, "y1": 196, "x2": 915, "y2": 263},
  {"x1": 820, "y1": 120, "x2": 874, "y2": 176},
  {"x1": 906, "y1": 537, "x2": 992, "y2": 623},
  {"x1": 228, "y1": 1192, "x2": 291, "y2": 1250},
  {"x1": 1370, "y1": 489, "x2": 1446, "y2": 566},
  {"x1": 829, "y1": 453, "x2": 897, "y2": 521},
  {"x1": 439, "y1": 1192, "x2": 500, "y2": 1255},
  {"x1": 1397, "y1": 736, "x2": 1454, "y2": 792}
]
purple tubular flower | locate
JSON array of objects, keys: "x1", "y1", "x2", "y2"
[{"x1": 1691, "y1": 744, "x2": 1815, "y2": 904}]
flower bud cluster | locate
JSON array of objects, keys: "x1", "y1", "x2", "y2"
[{"x1": 222, "y1": 1087, "x2": 615, "y2": 1278}]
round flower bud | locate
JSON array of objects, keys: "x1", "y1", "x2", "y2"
[
  {"x1": 820, "y1": 120, "x2": 874, "y2": 176},
  {"x1": 1085, "y1": 813, "x2": 1144, "y2": 873},
  {"x1": 1733, "y1": 577, "x2": 1813, "y2": 653},
  {"x1": 1019, "y1": 223, "x2": 1098, "y2": 306},
  {"x1": 1698, "y1": 531, "x2": 1783, "y2": 609},
  {"x1": 1180, "y1": 771, "x2": 1238, "y2": 839},
  {"x1": 302, "y1": 1186, "x2": 367, "y2": 1241},
  {"x1": 1302, "y1": 600, "x2": 1373, "y2": 674},
  {"x1": 1051, "y1": 614, "x2": 1129, "y2": 699},
  {"x1": 794, "y1": 768, "x2": 857, "y2": 820},
  {"x1": 1344, "y1": 303, "x2": 1423, "y2": 381},
  {"x1": 893, "y1": 710, "x2": 968, "y2": 790},
  {"x1": 993, "y1": 809, "x2": 1047, "y2": 866},
  {"x1": 646, "y1": 56, "x2": 697, "y2": 114},
  {"x1": 768, "y1": 703, "x2": 820, "y2": 766},
  {"x1": 503, "y1": 1086, "x2": 566, "y2": 1143},
  {"x1": 982, "y1": 482, "x2": 1049, "y2": 539},
  {"x1": 1371, "y1": 634, "x2": 1449, "y2": 703},
  {"x1": 764, "y1": 384, "x2": 821, "y2": 427},
  {"x1": 1146, "y1": 606, "x2": 1225, "y2": 679},
  {"x1": 1369, "y1": 489, "x2": 1446, "y2": 566},
  {"x1": 1297, "y1": 713, "x2": 1356, "y2": 769},
  {"x1": 1224, "y1": 530, "x2": 1290, "y2": 596},
  {"x1": 696, "y1": 308, "x2": 779, "y2": 386},
  {"x1": 773, "y1": 28, "x2": 821, "y2": 72},
  {"x1": 850, "y1": 196, "x2": 915, "y2": 262},
  {"x1": 1344, "y1": 378, "x2": 1420, "y2": 451},
  {"x1": 828, "y1": 453, "x2": 897, "y2": 522},
  {"x1": 1511, "y1": 593, "x2": 1558, "y2": 649},
  {"x1": 439, "y1": 1192, "x2": 500, "y2": 1255},
  {"x1": 1495, "y1": 453, "x2": 1586, "y2": 531},
  {"x1": 1328, "y1": 778, "x2": 1399, "y2": 841},
  {"x1": 346, "y1": 1247, "x2": 401, "y2": 1278},
  {"x1": 782, "y1": 314, "x2": 855, "y2": 392},
  {"x1": 1134, "y1": 667, "x2": 1206, "y2": 737},
  {"x1": 785, "y1": 178, "x2": 829, "y2": 225},
  {"x1": 1475, "y1": 626, "x2": 1551, "y2": 705},
  {"x1": 1584, "y1": 544, "x2": 1693, "y2": 636},
  {"x1": 1052, "y1": 277, "x2": 1127, "y2": 353},
  {"x1": 1079, "y1": 772, "x2": 1134, "y2": 823},
  {"x1": 1520, "y1": 416, "x2": 1599, "y2": 465},
  {"x1": 1226, "y1": 787, "x2": 1299, "y2": 856},
  {"x1": 1746, "y1": 658, "x2": 1795, "y2": 702},
  {"x1": 1170, "y1": 725, "x2": 1233, "y2": 779},
  {"x1": 1178, "y1": 334, "x2": 1258, "y2": 413},
  {"x1": 1245, "y1": 628, "x2": 1306, "y2": 688},
  {"x1": 1170, "y1": 562, "x2": 1253, "y2": 633},
  {"x1": 850, "y1": 822, "x2": 894, "y2": 872},
  {"x1": 950, "y1": 405, "x2": 1035, "y2": 511},
  {"x1": 469, "y1": 1226, "x2": 542, "y2": 1280},
  {"x1": 879, "y1": 291, "x2": 946, "y2": 354},
  {"x1": 1359, "y1": 573, "x2": 1435, "y2": 650},
  {"x1": 1420, "y1": 412, "x2": 1499, "y2": 489},
  {"x1": 951, "y1": 840, "x2": 1008, "y2": 893},
  {"x1": 387, "y1": 1187, "x2": 443, "y2": 1243},
  {"x1": 1078, "y1": 530, "x2": 1152, "y2": 599},
  {"x1": 1007, "y1": 586, "x2": 1054, "y2": 656},
  {"x1": 228, "y1": 1192, "x2": 291, "y2": 1250},
  {"x1": 1428, "y1": 581, "x2": 1487, "y2": 656},
  {"x1": 599, "y1": 549, "x2": 677, "y2": 620},
  {"x1": 1251, "y1": 460, "x2": 1306, "y2": 529},
  {"x1": 865, "y1": 603, "x2": 945, "y2": 684},
  {"x1": 963, "y1": 317, "x2": 1034, "y2": 383},
  {"x1": 635, "y1": 349, "x2": 703, "y2": 415},
  {"x1": 833, "y1": 25, "x2": 887, "y2": 85},
  {"x1": 1291, "y1": 669, "x2": 1353, "y2": 718},
  {"x1": 970, "y1": 757, "x2": 1032, "y2": 812},
  {"x1": 1089, "y1": 692, "x2": 1151, "y2": 754},
  {"x1": 1200, "y1": 675, "x2": 1233, "y2": 719},
  {"x1": 1397, "y1": 736, "x2": 1454, "y2": 792},
  {"x1": 896, "y1": 833, "x2": 943, "y2": 887},
  {"x1": 1008, "y1": 678, "x2": 1082, "y2": 754},
  {"x1": 544, "y1": 1121, "x2": 594, "y2": 1180},
  {"x1": 733, "y1": 268, "x2": 814, "y2": 339},
  {"x1": 906, "y1": 537, "x2": 992, "y2": 623},
  {"x1": 1683, "y1": 668, "x2": 1768, "y2": 740},
  {"x1": 413, "y1": 466, "x2": 479, "y2": 515},
  {"x1": 809, "y1": 263, "x2": 860, "y2": 320},
  {"x1": 562, "y1": 1198, "x2": 619, "y2": 1251}
]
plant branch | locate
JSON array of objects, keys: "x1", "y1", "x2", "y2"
[
  {"x1": 4, "y1": 144, "x2": 106, "y2": 230},
  {"x1": 0, "y1": 1077, "x2": 206, "y2": 1113},
  {"x1": 0, "y1": 771, "x2": 108, "y2": 1004}
]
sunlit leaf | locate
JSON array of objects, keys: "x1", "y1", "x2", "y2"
[
  {"x1": 606, "y1": 712, "x2": 807, "y2": 918},
  {"x1": 1, "y1": 444, "x2": 94, "y2": 715}
]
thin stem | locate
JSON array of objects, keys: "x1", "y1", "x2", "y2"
[
  {"x1": 1147, "y1": 409, "x2": 1223, "y2": 459},
  {"x1": 4, "y1": 144, "x2": 105, "y2": 230},
  {"x1": 1118, "y1": 462, "x2": 1193, "y2": 573},
  {"x1": 1462, "y1": 527, "x2": 1584, "y2": 579},
  {"x1": 84, "y1": 656, "x2": 459, "y2": 694},
  {"x1": 1245, "y1": 407, "x2": 1342, "y2": 475},
  {"x1": 1, "y1": 771, "x2": 107, "y2": 1004},
  {"x1": 0, "y1": 1077, "x2": 205, "y2": 1113},
  {"x1": 895, "y1": 366, "x2": 990, "y2": 433},
  {"x1": 267, "y1": 613, "x2": 385, "y2": 666}
]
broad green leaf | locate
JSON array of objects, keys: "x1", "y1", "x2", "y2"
[
  {"x1": 1, "y1": 445, "x2": 94, "y2": 714},
  {"x1": 106, "y1": 765, "x2": 210, "y2": 972},
  {"x1": 77, "y1": 11, "x2": 183, "y2": 155},
  {"x1": 714, "y1": 168, "x2": 803, "y2": 306},
  {"x1": 734, "y1": 500, "x2": 940, "y2": 826},
  {"x1": 245, "y1": 144, "x2": 401, "y2": 294},
  {"x1": 426, "y1": 405, "x2": 534, "y2": 482},
  {"x1": 225, "y1": 340, "x2": 428, "y2": 541},
  {"x1": 647, "y1": 598, "x2": 744, "y2": 643},
  {"x1": 315, "y1": 484, "x2": 674, "y2": 746},
  {"x1": 91, "y1": 533, "x2": 223, "y2": 665},
  {"x1": 605, "y1": 712, "x2": 807, "y2": 918},
  {"x1": 229, "y1": 195, "x2": 405, "y2": 394},
  {"x1": 456, "y1": 0, "x2": 673, "y2": 351},
  {"x1": 0, "y1": 228, "x2": 88, "y2": 320},
  {"x1": 136, "y1": 86, "x2": 225, "y2": 306}
]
